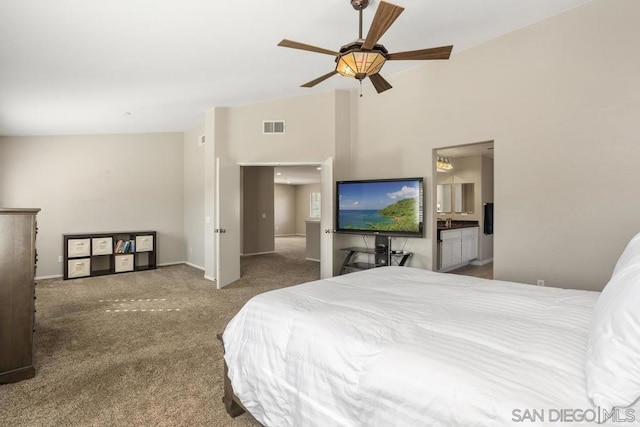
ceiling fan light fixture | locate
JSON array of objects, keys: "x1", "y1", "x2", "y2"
[
  {"x1": 335, "y1": 49, "x2": 386, "y2": 79},
  {"x1": 336, "y1": 50, "x2": 387, "y2": 80}
]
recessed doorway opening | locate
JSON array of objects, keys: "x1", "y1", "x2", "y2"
[
  {"x1": 433, "y1": 141, "x2": 494, "y2": 279},
  {"x1": 240, "y1": 163, "x2": 326, "y2": 283}
]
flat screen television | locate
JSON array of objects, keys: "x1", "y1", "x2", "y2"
[{"x1": 335, "y1": 177, "x2": 424, "y2": 237}]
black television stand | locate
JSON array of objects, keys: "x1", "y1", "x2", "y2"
[{"x1": 339, "y1": 235, "x2": 412, "y2": 275}]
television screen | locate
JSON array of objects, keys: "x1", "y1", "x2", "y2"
[{"x1": 336, "y1": 178, "x2": 424, "y2": 236}]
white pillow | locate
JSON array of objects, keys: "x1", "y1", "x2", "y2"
[
  {"x1": 611, "y1": 232, "x2": 640, "y2": 277},
  {"x1": 585, "y1": 232, "x2": 640, "y2": 410}
]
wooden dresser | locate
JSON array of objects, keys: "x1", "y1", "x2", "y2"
[{"x1": 0, "y1": 208, "x2": 40, "y2": 384}]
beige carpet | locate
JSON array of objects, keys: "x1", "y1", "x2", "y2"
[{"x1": 0, "y1": 236, "x2": 319, "y2": 427}]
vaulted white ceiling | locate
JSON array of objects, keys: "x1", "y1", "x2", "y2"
[{"x1": 0, "y1": 0, "x2": 590, "y2": 136}]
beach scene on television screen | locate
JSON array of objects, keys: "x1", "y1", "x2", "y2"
[{"x1": 338, "y1": 180, "x2": 422, "y2": 232}]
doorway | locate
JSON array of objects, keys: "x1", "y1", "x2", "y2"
[
  {"x1": 273, "y1": 165, "x2": 322, "y2": 263},
  {"x1": 240, "y1": 158, "x2": 334, "y2": 284},
  {"x1": 433, "y1": 141, "x2": 494, "y2": 278}
]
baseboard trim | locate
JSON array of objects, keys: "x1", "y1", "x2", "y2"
[
  {"x1": 158, "y1": 261, "x2": 185, "y2": 267},
  {"x1": 306, "y1": 257, "x2": 320, "y2": 263},
  {"x1": 241, "y1": 251, "x2": 275, "y2": 257},
  {"x1": 470, "y1": 258, "x2": 493, "y2": 266},
  {"x1": 36, "y1": 274, "x2": 62, "y2": 280},
  {"x1": 203, "y1": 275, "x2": 216, "y2": 282},
  {"x1": 184, "y1": 262, "x2": 205, "y2": 271}
]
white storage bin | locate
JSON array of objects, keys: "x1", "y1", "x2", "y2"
[
  {"x1": 67, "y1": 258, "x2": 90, "y2": 278},
  {"x1": 135, "y1": 235, "x2": 154, "y2": 252},
  {"x1": 92, "y1": 237, "x2": 113, "y2": 255},
  {"x1": 67, "y1": 238, "x2": 91, "y2": 257},
  {"x1": 115, "y1": 254, "x2": 134, "y2": 273}
]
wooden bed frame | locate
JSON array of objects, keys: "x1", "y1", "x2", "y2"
[{"x1": 217, "y1": 333, "x2": 247, "y2": 418}]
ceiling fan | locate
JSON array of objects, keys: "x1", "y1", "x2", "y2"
[{"x1": 277, "y1": 0, "x2": 453, "y2": 94}]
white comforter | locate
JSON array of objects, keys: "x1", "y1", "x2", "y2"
[{"x1": 223, "y1": 266, "x2": 639, "y2": 426}]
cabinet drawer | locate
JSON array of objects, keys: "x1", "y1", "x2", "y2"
[
  {"x1": 115, "y1": 254, "x2": 134, "y2": 272},
  {"x1": 440, "y1": 229, "x2": 462, "y2": 240},
  {"x1": 92, "y1": 237, "x2": 113, "y2": 255},
  {"x1": 67, "y1": 258, "x2": 91, "y2": 278},
  {"x1": 461, "y1": 227, "x2": 479, "y2": 237},
  {"x1": 135, "y1": 235, "x2": 154, "y2": 252},
  {"x1": 67, "y1": 238, "x2": 91, "y2": 257}
]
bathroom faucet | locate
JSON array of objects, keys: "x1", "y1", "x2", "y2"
[{"x1": 437, "y1": 218, "x2": 453, "y2": 227}]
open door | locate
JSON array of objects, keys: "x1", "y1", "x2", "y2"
[
  {"x1": 320, "y1": 157, "x2": 334, "y2": 279},
  {"x1": 215, "y1": 157, "x2": 241, "y2": 288}
]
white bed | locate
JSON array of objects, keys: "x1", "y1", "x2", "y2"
[{"x1": 222, "y1": 242, "x2": 640, "y2": 426}]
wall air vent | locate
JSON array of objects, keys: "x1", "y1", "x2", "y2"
[{"x1": 263, "y1": 120, "x2": 285, "y2": 134}]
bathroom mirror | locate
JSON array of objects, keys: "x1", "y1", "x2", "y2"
[
  {"x1": 436, "y1": 184, "x2": 452, "y2": 213},
  {"x1": 454, "y1": 183, "x2": 474, "y2": 214}
]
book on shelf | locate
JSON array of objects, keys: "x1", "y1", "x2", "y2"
[{"x1": 114, "y1": 239, "x2": 135, "y2": 253}]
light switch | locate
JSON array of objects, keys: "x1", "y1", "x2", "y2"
[{"x1": 261, "y1": 213, "x2": 267, "y2": 218}]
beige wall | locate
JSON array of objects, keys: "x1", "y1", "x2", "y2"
[
  {"x1": 183, "y1": 123, "x2": 205, "y2": 268},
  {"x1": 226, "y1": 92, "x2": 338, "y2": 164},
  {"x1": 274, "y1": 183, "x2": 322, "y2": 237},
  {"x1": 274, "y1": 184, "x2": 296, "y2": 236},
  {"x1": 349, "y1": 0, "x2": 640, "y2": 290},
  {"x1": 242, "y1": 166, "x2": 275, "y2": 255},
  {"x1": 295, "y1": 183, "x2": 322, "y2": 235},
  {"x1": 0, "y1": 133, "x2": 185, "y2": 278}
]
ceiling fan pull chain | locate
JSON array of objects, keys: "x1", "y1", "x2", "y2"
[{"x1": 360, "y1": 80, "x2": 363, "y2": 98}]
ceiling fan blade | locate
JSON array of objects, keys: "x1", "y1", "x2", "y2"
[
  {"x1": 278, "y1": 39, "x2": 339, "y2": 56},
  {"x1": 369, "y1": 73, "x2": 393, "y2": 93},
  {"x1": 362, "y1": 1, "x2": 405, "y2": 50},
  {"x1": 301, "y1": 71, "x2": 339, "y2": 88},
  {"x1": 387, "y1": 45, "x2": 453, "y2": 61}
]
